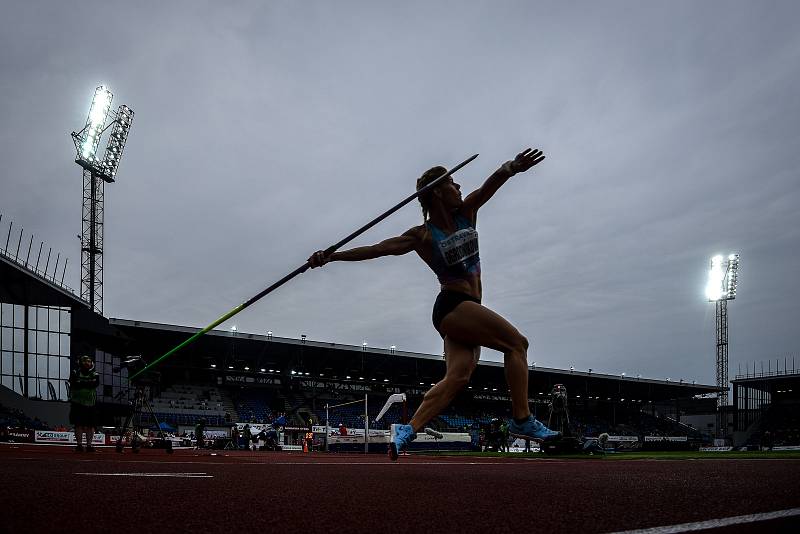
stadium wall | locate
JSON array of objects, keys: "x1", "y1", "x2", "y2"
[{"x1": 0, "y1": 384, "x2": 69, "y2": 427}]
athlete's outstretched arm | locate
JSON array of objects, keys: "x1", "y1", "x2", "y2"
[
  {"x1": 308, "y1": 229, "x2": 418, "y2": 268},
  {"x1": 461, "y1": 148, "x2": 545, "y2": 215}
]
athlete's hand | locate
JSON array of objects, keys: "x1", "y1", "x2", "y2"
[
  {"x1": 308, "y1": 250, "x2": 331, "y2": 268},
  {"x1": 510, "y1": 148, "x2": 545, "y2": 174}
]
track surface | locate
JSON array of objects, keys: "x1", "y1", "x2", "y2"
[{"x1": 2, "y1": 444, "x2": 800, "y2": 533}]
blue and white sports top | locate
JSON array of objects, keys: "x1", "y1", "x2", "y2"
[{"x1": 427, "y1": 214, "x2": 481, "y2": 285}]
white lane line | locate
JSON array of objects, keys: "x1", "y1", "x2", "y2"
[
  {"x1": 610, "y1": 507, "x2": 800, "y2": 534},
  {"x1": 75, "y1": 472, "x2": 212, "y2": 478}
]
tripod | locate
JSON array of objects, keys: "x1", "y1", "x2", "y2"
[
  {"x1": 541, "y1": 384, "x2": 581, "y2": 455},
  {"x1": 115, "y1": 383, "x2": 173, "y2": 454},
  {"x1": 547, "y1": 384, "x2": 571, "y2": 436}
]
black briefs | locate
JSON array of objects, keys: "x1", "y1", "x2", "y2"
[{"x1": 432, "y1": 290, "x2": 481, "y2": 337}]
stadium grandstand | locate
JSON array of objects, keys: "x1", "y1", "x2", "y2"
[{"x1": 733, "y1": 363, "x2": 800, "y2": 450}]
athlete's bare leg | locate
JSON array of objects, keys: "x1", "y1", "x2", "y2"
[
  {"x1": 438, "y1": 301, "x2": 531, "y2": 420},
  {"x1": 408, "y1": 337, "x2": 477, "y2": 432}
]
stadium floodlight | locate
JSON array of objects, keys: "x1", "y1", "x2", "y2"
[
  {"x1": 706, "y1": 253, "x2": 740, "y2": 301},
  {"x1": 78, "y1": 85, "x2": 113, "y2": 162}
]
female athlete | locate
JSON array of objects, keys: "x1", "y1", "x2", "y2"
[{"x1": 309, "y1": 147, "x2": 560, "y2": 459}]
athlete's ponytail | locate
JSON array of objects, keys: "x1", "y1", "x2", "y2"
[{"x1": 416, "y1": 166, "x2": 447, "y2": 222}]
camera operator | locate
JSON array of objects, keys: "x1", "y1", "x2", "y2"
[
  {"x1": 195, "y1": 418, "x2": 206, "y2": 449},
  {"x1": 69, "y1": 355, "x2": 100, "y2": 452}
]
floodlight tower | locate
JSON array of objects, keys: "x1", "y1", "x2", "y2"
[
  {"x1": 705, "y1": 254, "x2": 740, "y2": 414},
  {"x1": 71, "y1": 85, "x2": 134, "y2": 313}
]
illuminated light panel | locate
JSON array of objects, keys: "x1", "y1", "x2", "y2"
[
  {"x1": 80, "y1": 85, "x2": 113, "y2": 160},
  {"x1": 706, "y1": 253, "x2": 740, "y2": 301}
]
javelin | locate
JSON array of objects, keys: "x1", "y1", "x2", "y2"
[{"x1": 130, "y1": 153, "x2": 479, "y2": 380}]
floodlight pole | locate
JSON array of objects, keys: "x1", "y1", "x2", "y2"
[
  {"x1": 81, "y1": 168, "x2": 104, "y2": 312},
  {"x1": 715, "y1": 299, "x2": 729, "y2": 409}
]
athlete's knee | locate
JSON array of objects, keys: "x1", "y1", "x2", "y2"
[{"x1": 446, "y1": 367, "x2": 473, "y2": 390}]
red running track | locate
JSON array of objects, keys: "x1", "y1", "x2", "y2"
[{"x1": 2, "y1": 444, "x2": 799, "y2": 533}]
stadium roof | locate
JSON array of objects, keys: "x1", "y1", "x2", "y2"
[
  {"x1": 732, "y1": 370, "x2": 800, "y2": 396},
  {"x1": 0, "y1": 252, "x2": 86, "y2": 308},
  {"x1": 109, "y1": 318, "x2": 720, "y2": 402}
]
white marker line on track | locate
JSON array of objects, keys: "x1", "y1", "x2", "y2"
[
  {"x1": 610, "y1": 507, "x2": 800, "y2": 534},
  {"x1": 260, "y1": 461, "x2": 558, "y2": 465},
  {"x1": 75, "y1": 472, "x2": 212, "y2": 478},
  {"x1": 21, "y1": 457, "x2": 555, "y2": 467}
]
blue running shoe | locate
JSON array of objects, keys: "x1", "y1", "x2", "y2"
[
  {"x1": 508, "y1": 415, "x2": 561, "y2": 441},
  {"x1": 388, "y1": 424, "x2": 417, "y2": 461}
]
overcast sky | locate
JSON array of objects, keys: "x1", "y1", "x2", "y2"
[{"x1": 2, "y1": 1, "x2": 799, "y2": 387}]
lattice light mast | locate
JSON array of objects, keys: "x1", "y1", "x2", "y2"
[
  {"x1": 705, "y1": 253, "x2": 740, "y2": 412},
  {"x1": 71, "y1": 85, "x2": 134, "y2": 313}
]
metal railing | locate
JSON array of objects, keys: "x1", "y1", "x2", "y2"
[
  {"x1": 0, "y1": 213, "x2": 80, "y2": 296},
  {"x1": 735, "y1": 357, "x2": 798, "y2": 380}
]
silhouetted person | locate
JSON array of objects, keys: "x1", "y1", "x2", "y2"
[
  {"x1": 195, "y1": 418, "x2": 206, "y2": 449},
  {"x1": 69, "y1": 355, "x2": 99, "y2": 452}
]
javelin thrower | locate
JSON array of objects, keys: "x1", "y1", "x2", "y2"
[{"x1": 309, "y1": 147, "x2": 560, "y2": 460}]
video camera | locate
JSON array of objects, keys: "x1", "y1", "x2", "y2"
[
  {"x1": 112, "y1": 355, "x2": 158, "y2": 385},
  {"x1": 112, "y1": 355, "x2": 146, "y2": 374}
]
